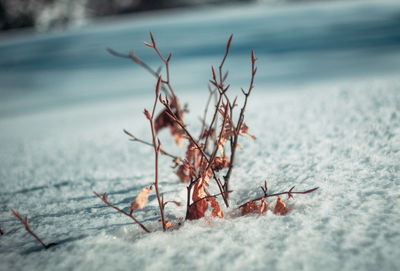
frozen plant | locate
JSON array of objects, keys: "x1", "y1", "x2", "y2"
[{"x1": 95, "y1": 33, "x2": 319, "y2": 232}]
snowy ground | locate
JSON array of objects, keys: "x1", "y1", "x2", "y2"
[{"x1": 1, "y1": 0, "x2": 400, "y2": 270}]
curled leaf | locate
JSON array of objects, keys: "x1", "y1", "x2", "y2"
[
  {"x1": 130, "y1": 186, "x2": 153, "y2": 211},
  {"x1": 274, "y1": 198, "x2": 288, "y2": 215},
  {"x1": 240, "y1": 123, "x2": 256, "y2": 140},
  {"x1": 209, "y1": 197, "x2": 224, "y2": 218},
  {"x1": 187, "y1": 199, "x2": 208, "y2": 220},
  {"x1": 259, "y1": 198, "x2": 268, "y2": 214}
]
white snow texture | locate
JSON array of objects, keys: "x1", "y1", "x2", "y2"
[{"x1": 1, "y1": 1, "x2": 400, "y2": 271}]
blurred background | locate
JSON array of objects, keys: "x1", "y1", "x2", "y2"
[{"x1": 0, "y1": 0, "x2": 400, "y2": 117}]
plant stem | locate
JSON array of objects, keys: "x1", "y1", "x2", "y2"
[
  {"x1": 123, "y1": 129, "x2": 178, "y2": 159},
  {"x1": 11, "y1": 209, "x2": 56, "y2": 249},
  {"x1": 93, "y1": 192, "x2": 151, "y2": 233},
  {"x1": 224, "y1": 50, "x2": 257, "y2": 198},
  {"x1": 148, "y1": 77, "x2": 167, "y2": 231}
]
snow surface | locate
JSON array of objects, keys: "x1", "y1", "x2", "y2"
[{"x1": 1, "y1": 0, "x2": 400, "y2": 270}]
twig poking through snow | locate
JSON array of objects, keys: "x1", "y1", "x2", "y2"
[{"x1": 10, "y1": 209, "x2": 57, "y2": 249}]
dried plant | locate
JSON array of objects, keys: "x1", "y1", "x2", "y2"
[
  {"x1": 10, "y1": 209, "x2": 56, "y2": 249},
  {"x1": 96, "y1": 33, "x2": 319, "y2": 232}
]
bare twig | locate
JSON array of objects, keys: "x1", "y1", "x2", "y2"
[
  {"x1": 107, "y1": 48, "x2": 161, "y2": 78},
  {"x1": 224, "y1": 49, "x2": 257, "y2": 196},
  {"x1": 93, "y1": 191, "x2": 151, "y2": 233},
  {"x1": 145, "y1": 32, "x2": 178, "y2": 102},
  {"x1": 123, "y1": 129, "x2": 178, "y2": 160},
  {"x1": 10, "y1": 209, "x2": 56, "y2": 249},
  {"x1": 238, "y1": 186, "x2": 319, "y2": 208},
  {"x1": 145, "y1": 76, "x2": 167, "y2": 231}
]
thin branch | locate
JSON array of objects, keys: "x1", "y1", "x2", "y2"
[
  {"x1": 224, "y1": 49, "x2": 257, "y2": 196},
  {"x1": 198, "y1": 86, "x2": 216, "y2": 141},
  {"x1": 93, "y1": 192, "x2": 151, "y2": 233},
  {"x1": 123, "y1": 129, "x2": 178, "y2": 159},
  {"x1": 11, "y1": 209, "x2": 56, "y2": 249},
  {"x1": 238, "y1": 187, "x2": 319, "y2": 208},
  {"x1": 107, "y1": 48, "x2": 160, "y2": 78},
  {"x1": 146, "y1": 76, "x2": 167, "y2": 231}
]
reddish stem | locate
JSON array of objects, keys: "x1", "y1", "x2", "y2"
[
  {"x1": 238, "y1": 187, "x2": 319, "y2": 208},
  {"x1": 11, "y1": 209, "x2": 56, "y2": 249},
  {"x1": 93, "y1": 192, "x2": 151, "y2": 233}
]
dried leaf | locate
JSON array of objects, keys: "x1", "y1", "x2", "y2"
[
  {"x1": 212, "y1": 156, "x2": 230, "y2": 171},
  {"x1": 240, "y1": 123, "x2": 256, "y2": 140},
  {"x1": 274, "y1": 198, "x2": 288, "y2": 215},
  {"x1": 200, "y1": 128, "x2": 215, "y2": 140},
  {"x1": 130, "y1": 186, "x2": 153, "y2": 211},
  {"x1": 187, "y1": 199, "x2": 208, "y2": 220},
  {"x1": 164, "y1": 221, "x2": 174, "y2": 229},
  {"x1": 240, "y1": 201, "x2": 259, "y2": 216},
  {"x1": 259, "y1": 198, "x2": 268, "y2": 214},
  {"x1": 143, "y1": 109, "x2": 152, "y2": 120},
  {"x1": 176, "y1": 160, "x2": 196, "y2": 183},
  {"x1": 209, "y1": 197, "x2": 224, "y2": 218},
  {"x1": 154, "y1": 98, "x2": 185, "y2": 146}
]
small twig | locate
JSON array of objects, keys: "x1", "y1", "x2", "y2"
[
  {"x1": 238, "y1": 187, "x2": 319, "y2": 208},
  {"x1": 123, "y1": 129, "x2": 178, "y2": 160},
  {"x1": 224, "y1": 49, "x2": 257, "y2": 196},
  {"x1": 145, "y1": 76, "x2": 167, "y2": 231},
  {"x1": 107, "y1": 48, "x2": 160, "y2": 78},
  {"x1": 198, "y1": 86, "x2": 216, "y2": 141},
  {"x1": 10, "y1": 209, "x2": 56, "y2": 249},
  {"x1": 145, "y1": 32, "x2": 178, "y2": 101},
  {"x1": 93, "y1": 191, "x2": 151, "y2": 233}
]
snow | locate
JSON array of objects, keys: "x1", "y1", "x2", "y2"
[{"x1": 1, "y1": 0, "x2": 400, "y2": 270}]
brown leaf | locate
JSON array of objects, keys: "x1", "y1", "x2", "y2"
[
  {"x1": 187, "y1": 199, "x2": 208, "y2": 220},
  {"x1": 154, "y1": 98, "x2": 185, "y2": 146},
  {"x1": 212, "y1": 156, "x2": 230, "y2": 171},
  {"x1": 187, "y1": 168, "x2": 213, "y2": 220},
  {"x1": 200, "y1": 128, "x2": 215, "y2": 140},
  {"x1": 240, "y1": 123, "x2": 256, "y2": 140},
  {"x1": 209, "y1": 197, "x2": 224, "y2": 218},
  {"x1": 164, "y1": 200, "x2": 183, "y2": 207},
  {"x1": 130, "y1": 186, "x2": 153, "y2": 211},
  {"x1": 259, "y1": 198, "x2": 268, "y2": 214},
  {"x1": 176, "y1": 160, "x2": 196, "y2": 183},
  {"x1": 273, "y1": 198, "x2": 288, "y2": 215},
  {"x1": 240, "y1": 201, "x2": 260, "y2": 216},
  {"x1": 164, "y1": 221, "x2": 174, "y2": 229}
]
